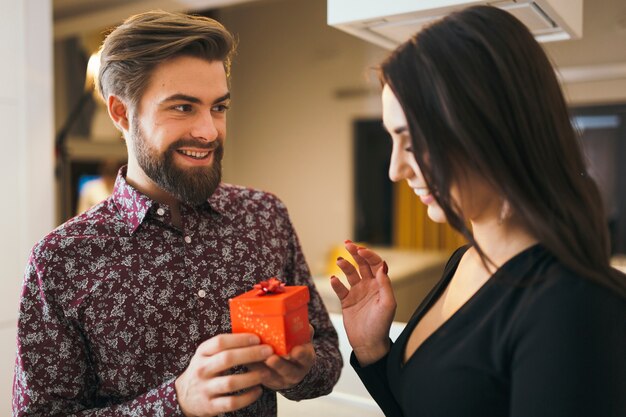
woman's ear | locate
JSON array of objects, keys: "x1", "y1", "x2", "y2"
[{"x1": 107, "y1": 95, "x2": 130, "y2": 132}]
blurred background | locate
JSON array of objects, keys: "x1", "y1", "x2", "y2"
[{"x1": 2, "y1": 0, "x2": 626, "y2": 414}]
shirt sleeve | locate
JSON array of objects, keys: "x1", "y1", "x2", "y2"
[
  {"x1": 272, "y1": 201, "x2": 343, "y2": 401},
  {"x1": 350, "y1": 349, "x2": 403, "y2": 417},
  {"x1": 509, "y1": 275, "x2": 626, "y2": 417},
  {"x1": 12, "y1": 254, "x2": 184, "y2": 417}
]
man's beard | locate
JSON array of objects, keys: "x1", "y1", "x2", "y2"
[{"x1": 130, "y1": 120, "x2": 223, "y2": 206}]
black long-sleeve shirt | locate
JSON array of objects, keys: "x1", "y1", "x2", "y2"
[{"x1": 352, "y1": 245, "x2": 626, "y2": 417}]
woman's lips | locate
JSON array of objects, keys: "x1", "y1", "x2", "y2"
[
  {"x1": 413, "y1": 187, "x2": 434, "y2": 205},
  {"x1": 419, "y1": 194, "x2": 435, "y2": 205}
]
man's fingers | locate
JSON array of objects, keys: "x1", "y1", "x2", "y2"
[
  {"x1": 265, "y1": 343, "x2": 314, "y2": 371},
  {"x1": 199, "y1": 344, "x2": 274, "y2": 377},
  {"x1": 207, "y1": 370, "x2": 267, "y2": 396},
  {"x1": 265, "y1": 355, "x2": 299, "y2": 375},
  {"x1": 209, "y1": 386, "x2": 263, "y2": 414},
  {"x1": 245, "y1": 362, "x2": 268, "y2": 374},
  {"x1": 288, "y1": 343, "x2": 315, "y2": 364},
  {"x1": 198, "y1": 333, "x2": 261, "y2": 356}
]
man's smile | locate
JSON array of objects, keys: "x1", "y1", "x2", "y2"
[{"x1": 177, "y1": 148, "x2": 211, "y2": 160}]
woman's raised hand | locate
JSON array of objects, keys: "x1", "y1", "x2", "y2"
[{"x1": 330, "y1": 241, "x2": 397, "y2": 366}]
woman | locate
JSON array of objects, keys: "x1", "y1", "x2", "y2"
[{"x1": 330, "y1": 6, "x2": 626, "y2": 417}]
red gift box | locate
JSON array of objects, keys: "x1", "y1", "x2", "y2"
[{"x1": 229, "y1": 279, "x2": 310, "y2": 355}]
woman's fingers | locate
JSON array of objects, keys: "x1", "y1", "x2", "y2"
[
  {"x1": 336, "y1": 256, "x2": 362, "y2": 286},
  {"x1": 329, "y1": 275, "x2": 349, "y2": 300},
  {"x1": 375, "y1": 263, "x2": 396, "y2": 310},
  {"x1": 357, "y1": 247, "x2": 386, "y2": 273},
  {"x1": 344, "y1": 241, "x2": 375, "y2": 280}
]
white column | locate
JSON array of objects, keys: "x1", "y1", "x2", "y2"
[{"x1": 0, "y1": 0, "x2": 54, "y2": 413}]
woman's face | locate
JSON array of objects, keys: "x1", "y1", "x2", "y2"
[
  {"x1": 382, "y1": 85, "x2": 447, "y2": 223},
  {"x1": 382, "y1": 85, "x2": 502, "y2": 225}
]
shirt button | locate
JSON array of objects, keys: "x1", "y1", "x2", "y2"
[
  {"x1": 184, "y1": 236, "x2": 192, "y2": 244},
  {"x1": 197, "y1": 289, "x2": 207, "y2": 298},
  {"x1": 156, "y1": 208, "x2": 165, "y2": 216}
]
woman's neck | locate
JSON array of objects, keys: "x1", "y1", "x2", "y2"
[{"x1": 470, "y1": 216, "x2": 538, "y2": 272}]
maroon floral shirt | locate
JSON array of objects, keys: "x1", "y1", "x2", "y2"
[{"x1": 13, "y1": 169, "x2": 342, "y2": 416}]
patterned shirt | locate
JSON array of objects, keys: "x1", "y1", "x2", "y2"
[{"x1": 13, "y1": 168, "x2": 342, "y2": 416}]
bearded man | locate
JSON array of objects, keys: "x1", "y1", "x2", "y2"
[{"x1": 13, "y1": 11, "x2": 341, "y2": 417}]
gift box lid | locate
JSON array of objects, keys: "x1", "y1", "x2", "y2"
[{"x1": 229, "y1": 286, "x2": 310, "y2": 315}]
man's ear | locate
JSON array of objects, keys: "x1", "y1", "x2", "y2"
[{"x1": 107, "y1": 95, "x2": 130, "y2": 132}]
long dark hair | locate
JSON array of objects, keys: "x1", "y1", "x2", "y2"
[{"x1": 380, "y1": 5, "x2": 626, "y2": 297}]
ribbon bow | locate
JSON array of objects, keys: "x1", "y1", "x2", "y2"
[{"x1": 253, "y1": 277, "x2": 286, "y2": 296}]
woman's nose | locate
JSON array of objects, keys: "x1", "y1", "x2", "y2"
[{"x1": 388, "y1": 146, "x2": 411, "y2": 182}]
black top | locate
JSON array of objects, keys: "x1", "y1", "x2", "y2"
[{"x1": 352, "y1": 245, "x2": 626, "y2": 417}]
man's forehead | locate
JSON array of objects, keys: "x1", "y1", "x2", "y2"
[{"x1": 144, "y1": 57, "x2": 229, "y2": 103}]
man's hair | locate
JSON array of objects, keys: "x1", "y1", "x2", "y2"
[{"x1": 97, "y1": 10, "x2": 235, "y2": 109}]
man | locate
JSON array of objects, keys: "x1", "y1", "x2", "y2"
[{"x1": 13, "y1": 11, "x2": 342, "y2": 417}]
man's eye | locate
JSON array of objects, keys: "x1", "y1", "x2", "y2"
[
  {"x1": 173, "y1": 104, "x2": 192, "y2": 112},
  {"x1": 212, "y1": 104, "x2": 230, "y2": 113}
]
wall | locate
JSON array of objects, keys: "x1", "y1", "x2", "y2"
[
  {"x1": 544, "y1": 0, "x2": 626, "y2": 105},
  {"x1": 219, "y1": 0, "x2": 387, "y2": 275},
  {"x1": 0, "y1": 0, "x2": 55, "y2": 414}
]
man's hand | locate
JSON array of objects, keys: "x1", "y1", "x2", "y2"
[
  {"x1": 249, "y1": 325, "x2": 316, "y2": 391},
  {"x1": 175, "y1": 333, "x2": 273, "y2": 417}
]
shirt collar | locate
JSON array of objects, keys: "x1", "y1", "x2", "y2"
[
  {"x1": 112, "y1": 166, "x2": 228, "y2": 234},
  {"x1": 206, "y1": 184, "x2": 229, "y2": 217},
  {"x1": 111, "y1": 166, "x2": 155, "y2": 235}
]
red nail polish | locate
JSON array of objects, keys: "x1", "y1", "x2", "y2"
[
  {"x1": 337, "y1": 256, "x2": 344, "y2": 261},
  {"x1": 344, "y1": 239, "x2": 353, "y2": 244},
  {"x1": 357, "y1": 246, "x2": 366, "y2": 250},
  {"x1": 382, "y1": 261, "x2": 389, "y2": 274}
]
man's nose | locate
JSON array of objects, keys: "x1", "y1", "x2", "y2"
[{"x1": 190, "y1": 111, "x2": 219, "y2": 141}]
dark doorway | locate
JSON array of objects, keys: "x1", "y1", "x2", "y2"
[{"x1": 353, "y1": 119, "x2": 393, "y2": 245}]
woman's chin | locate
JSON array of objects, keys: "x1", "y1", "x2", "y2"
[{"x1": 427, "y1": 205, "x2": 448, "y2": 224}]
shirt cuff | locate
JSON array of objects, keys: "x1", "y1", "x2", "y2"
[
  {"x1": 156, "y1": 377, "x2": 185, "y2": 416},
  {"x1": 350, "y1": 344, "x2": 392, "y2": 382}
]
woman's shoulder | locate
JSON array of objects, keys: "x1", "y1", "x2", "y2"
[
  {"x1": 518, "y1": 247, "x2": 624, "y2": 306},
  {"x1": 507, "y1": 247, "x2": 626, "y2": 339}
]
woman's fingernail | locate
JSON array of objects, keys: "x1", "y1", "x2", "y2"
[
  {"x1": 336, "y1": 256, "x2": 344, "y2": 261},
  {"x1": 357, "y1": 246, "x2": 366, "y2": 250},
  {"x1": 383, "y1": 261, "x2": 389, "y2": 274},
  {"x1": 330, "y1": 275, "x2": 337, "y2": 280},
  {"x1": 344, "y1": 239, "x2": 352, "y2": 244}
]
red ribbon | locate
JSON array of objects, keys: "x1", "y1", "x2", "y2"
[{"x1": 253, "y1": 277, "x2": 286, "y2": 296}]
